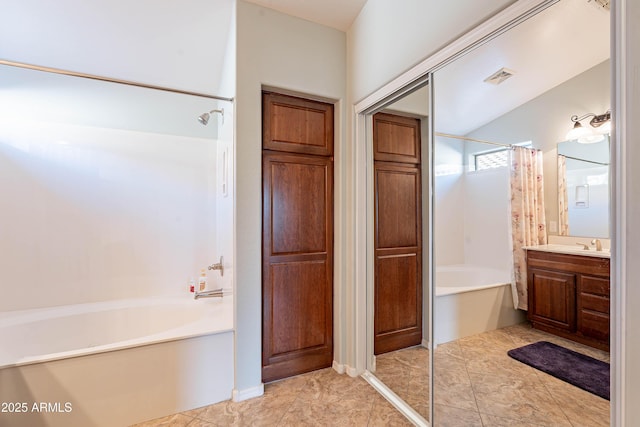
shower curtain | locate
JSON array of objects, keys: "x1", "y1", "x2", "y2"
[
  {"x1": 558, "y1": 154, "x2": 570, "y2": 235},
  {"x1": 509, "y1": 146, "x2": 547, "y2": 310}
]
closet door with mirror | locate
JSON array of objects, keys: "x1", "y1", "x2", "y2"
[
  {"x1": 430, "y1": 1, "x2": 610, "y2": 425},
  {"x1": 366, "y1": 86, "x2": 431, "y2": 423},
  {"x1": 361, "y1": 1, "x2": 612, "y2": 426}
]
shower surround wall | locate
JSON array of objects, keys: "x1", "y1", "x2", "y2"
[
  {"x1": 0, "y1": 118, "x2": 232, "y2": 311},
  {"x1": 435, "y1": 137, "x2": 512, "y2": 270},
  {"x1": 0, "y1": 108, "x2": 236, "y2": 425}
]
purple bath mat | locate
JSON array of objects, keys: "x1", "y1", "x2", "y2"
[{"x1": 507, "y1": 341, "x2": 609, "y2": 400}]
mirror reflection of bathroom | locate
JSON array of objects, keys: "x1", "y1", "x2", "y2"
[
  {"x1": 432, "y1": 0, "x2": 610, "y2": 424},
  {"x1": 558, "y1": 135, "x2": 610, "y2": 238},
  {"x1": 367, "y1": 82, "x2": 431, "y2": 423}
]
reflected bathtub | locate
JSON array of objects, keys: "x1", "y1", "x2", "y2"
[
  {"x1": 0, "y1": 295, "x2": 234, "y2": 427},
  {"x1": 434, "y1": 265, "x2": 525, "y2": 345}
]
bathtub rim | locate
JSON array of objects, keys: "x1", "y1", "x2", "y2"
[
  {"x1": 0, "y1": 294, "x2": 234, "y2": 370},
  {"x1": 436, "y1": 281, "x2": 511, "y2": 297},
  {"x1": 435, "y1": 264, "x2": 513, "y2": 297}
]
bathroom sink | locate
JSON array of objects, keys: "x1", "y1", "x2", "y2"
[{"x1": 524, "y1": 244, "x2": 610, "y2": 258}]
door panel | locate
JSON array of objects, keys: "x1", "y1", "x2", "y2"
[
  {"x1": 270, "y1": 260, "x2": 329, "y2": 355},
  {"x1": 375, "y1": 253, "x2": 419, "y2": 333},
  {"x1": 373, "y1": 112, "x2": 421, "y2": 164},
  {"x1": 262, "y1": 144, "x2": 333, "y2": 382},
  {"x1": 528, "y1": 268, "x2": 576, "y2": 332},
  {"x1": 269, "y1": 160, "x2": 328, "y2": 254},
  {"x1": 376, "y1": 167, "x2": 420, "y2": 249},
  {"x1": 262, "y1": 92, "x2": 334, "y2": 156}
]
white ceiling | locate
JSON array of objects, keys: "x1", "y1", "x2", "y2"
[
  {"x1": 243, "y1": 0, "x2": 610, "y2": 137},
  {"x1": 242, "y1": 0, "x2": 368, "y2": 31},
  {"x1": 434, "y1": 0, "x2": 610, "y2": 135}
]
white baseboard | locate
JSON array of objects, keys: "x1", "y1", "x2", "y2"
[
  {"x1": 421, "y1": 339, "x2": 431, "y2": 350},
  {"x1": 332, "y1": 360, "x2": 362, "y2": 378},
  {"x1": 232, "y1": 384, "x2": 264, "y2": 402},
  {"x1": 332, "y1": 360, "x2": 346, "y2": 374},
  {"x1": 346, "y1": 365, "x2": 360, "y2": 377}
]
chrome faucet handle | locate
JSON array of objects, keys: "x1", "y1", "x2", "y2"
[
  {"x1": 208, "y1": 256, "x2": 224, "y2": 276},
  {"x1": 591, "y1": 239, "x2": 603, "y2": 251},
  {"x1": 576, "y1": 243, "x2": 590, "y2": 250}
]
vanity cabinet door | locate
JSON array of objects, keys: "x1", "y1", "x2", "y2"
[
  {"x1": 577, "y1": 275, "x2": 610, "y2": 343},
  {"x1": 528, "y1": 268, "x2": 577, "y2": 332}
]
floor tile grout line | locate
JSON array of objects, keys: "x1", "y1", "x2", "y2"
[
  {"x1": 459, "y1": 338, "x2": 485, "y2": 425},
  {"x1": 275, "y1": 394, "x2": 302, "y2": 426},
  {"x1": 510, "y1": 327, "x2": 580, "y2": 426},
  {"x1": 364, "y1": 386, "x2": 378, "y2": 427},
  {"x1": 183, "y1": 414, "x2": 199, "y2": 427},
  {"x1": 532, "y1": 369, "x2": 580, "y2": 427}
]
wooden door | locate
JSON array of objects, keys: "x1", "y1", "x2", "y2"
[
  {"x1": 262, "y1": 92, "x2": 333, "y2": 382},
  {"x1": 373, "y1": 112, "x2": 422, "y2": 355}
]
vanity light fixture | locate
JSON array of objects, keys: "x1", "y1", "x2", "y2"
[{"x1": 566, "y1": 110, "x2": 611, "y2": 144}]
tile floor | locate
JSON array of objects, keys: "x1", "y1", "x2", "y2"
[
  {"x1": 132, "y1": 367, "x2": 412, "y2": 426},
  {"x1": 375, "y1": 322, "x2": 610, "y2": 426},
  {"x1": 134, "y1": 322, "x2": 610, "y2": 426}
]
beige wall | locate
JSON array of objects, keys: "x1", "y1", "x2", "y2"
[
  {"x1": 467, "y1": 60, "x2": 610, "y2": 235},
  {"x1": 347, "y1": 0, "x2": 516, "y2": 102},
  {"x1": 234, "y1": 0, "x2": 346, "y2": 394}
]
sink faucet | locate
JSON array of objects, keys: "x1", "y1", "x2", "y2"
[
  {"x1": 591, "y1": 239, "x2": 603, "y2": 251},
  {"x1": 576, "y1": 243, "x2": 590, "y2": 250},
  {"x1": 194, "y1": 288, "x2": 225, "y2": 300}
]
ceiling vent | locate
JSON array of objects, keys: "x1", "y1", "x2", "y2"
[
  {"x1": 587, "y1": 0, "x2": 610, "y2": 11},
  {"x1": 484, "y1": 67, "x2": 516, "y2": 85}
]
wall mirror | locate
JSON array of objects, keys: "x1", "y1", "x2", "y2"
[
  {"x1": 363, "y1": 0, "x2": 611, "y2": 425},
  {"x1": 557, "y1": 136, "x2": 610, "y2": 238}
]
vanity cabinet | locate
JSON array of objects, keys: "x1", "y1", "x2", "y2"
[{"x1": 527, "y1": 250, "x2": 610, "y2": 351}]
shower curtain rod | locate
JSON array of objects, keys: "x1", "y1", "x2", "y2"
[
  {"x1": 0, "y1": 59, "x2": 235, "y2": 102},
  {"x1": 559, "y1": 154, "x2": 610, "y2": 166},
  {"x1": 435, "y1": 132, "x2": 513, "y2": 148}
]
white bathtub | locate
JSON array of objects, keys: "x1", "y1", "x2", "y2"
[
  {"x1": 434, "y1": 265, "x2": 525, "y2": 345},
  {"x1": 0, "y1": 295, "x2": 234, "y2": 427}
]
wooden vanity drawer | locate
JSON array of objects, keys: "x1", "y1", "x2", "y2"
[
  {"x1": 580, "y1": 275, "x2": 609, "y2": 296},
  {"x1": 580, "y1": 293, "x2": 609, "y2": 314},
  {"x1": 579, "y1": 311, "x2": 610, "y2": 342}
]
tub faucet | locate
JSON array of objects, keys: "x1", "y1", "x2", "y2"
[
  {"x1": 194, "y1": 288, "x2": 225, "y2": 300},
  {"x1": 591, "y1": 239, "x2": 603, "y2": 251}
]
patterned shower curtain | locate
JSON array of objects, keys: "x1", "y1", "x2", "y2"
[
  {"x1": 509, "y1": 146, "x2": 547, "y2": 310},
  {"x1": 557, "y1": 154, "x2": 570, "y2": 235}
]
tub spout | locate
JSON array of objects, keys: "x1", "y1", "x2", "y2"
[{"x1": 194, "y1": 288, "x2": 225, "y2": 300}]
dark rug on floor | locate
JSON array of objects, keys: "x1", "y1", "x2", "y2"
[{"x1": 507, "y1": 341, "x2": 609, "y2": 400}]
